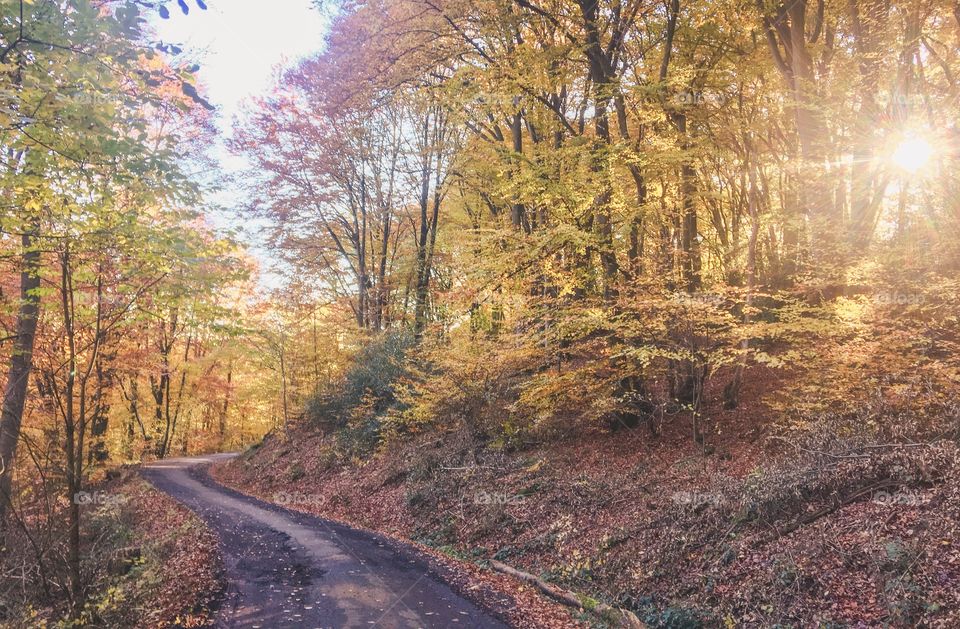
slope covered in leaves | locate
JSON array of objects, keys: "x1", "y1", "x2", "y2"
[
  {"x1": 0, "y1": 469, "x2": 222, "y2": 627},
  {"x1": 217, "y1": 391, "x2": 960, "y2": 627},
  {"x1": 215, "y1": 280, "x2": 960, "y2": 627}
]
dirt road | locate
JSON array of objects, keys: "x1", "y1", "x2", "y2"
[{"x1": 143, "y1": 455, "x2": 508, "y2": 629}]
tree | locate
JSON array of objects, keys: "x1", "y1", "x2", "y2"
[{"x1": 0, "y1": 0, "x2": 196, "y2": 527}]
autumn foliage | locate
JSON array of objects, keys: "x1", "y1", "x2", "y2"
[{"x1": 3, "y1": 0, "x2": 960, "y2": 625}]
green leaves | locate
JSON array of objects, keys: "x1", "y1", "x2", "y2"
[
  {"x1": 157, "y1": 0, "x2": 204, "y2": 18},
  {"x1": 181, "y1": 82, "x2": 215, "y2": 110}
]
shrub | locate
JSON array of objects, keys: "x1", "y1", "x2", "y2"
[
  {"x1": 305, "y1": 329, "x2": 414, "y2": 432},
  {"x1": 336, "y1": 394, "x2": 383, "y2": 458},
  {"x1": 388, "y1": 334, "x2": 535, "y2": 440}
]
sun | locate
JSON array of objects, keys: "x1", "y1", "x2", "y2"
[{"x1": 890, "y1": 134, "x2": 934, "y2": 172}]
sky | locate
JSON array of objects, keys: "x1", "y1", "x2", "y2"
[
  {"x1": 151, "y1": 0, "x2": 329, "y2": 129},
  {"x1": 151, "y1": 0, "x2": 332, "y2": 286}
]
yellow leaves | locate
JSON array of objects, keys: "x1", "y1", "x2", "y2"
[
  {"x1": 753, "y1": 351, "x2": 786, "y2": 369},
  {"x1": 584, "y1": 307, "x2": 606, "y2": 322},
  {"x1": 833, "y1": 297, "x2": 870, "y2": 325}
]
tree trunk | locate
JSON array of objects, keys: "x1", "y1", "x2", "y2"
[
  {"x1": 510, "y1": 110, "x2": 528, "y2": 232},
  {"x1": 219, "y1": 361, "x2": 232, "y2": 446},
  {"x1": 725, "y1": 144, "x2": 761, "y2": 409},
  {"x1": 580, "y1": 0, "x2": 619, "y2": 298},
  {"x1": 848, "y1": 0, "x2": 893, "y2": 247},
  {"x1": 279, "y1": 333, "x2": 289, "y2": 432},
  {"x1": 413, "y1": 114, "x2": 434, "y2": 339},
  {"x1": 672, "y1": 112, "x2": 702, "y2": 291},
  {"x1": 413, "y1": 109, "x2": 446, "y2": 340},
  {"x1": 58, "y1": 245, "x2": 83, "y2": 614},
  {"x1": 761, "y1": 0, "x2": 837, "y2": 266},
  {"x1": 0, "y1": 223, "x2": 41, "y2": 527}
]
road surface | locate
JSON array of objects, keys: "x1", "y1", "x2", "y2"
[{"x1": 142, "y1": 455, "x2": 508, "y2": 629}]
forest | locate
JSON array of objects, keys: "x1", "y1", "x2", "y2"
[{"x1": 1, "y1": 0, "x2": 960, "y2": 626}]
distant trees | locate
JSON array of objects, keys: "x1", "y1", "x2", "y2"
[{"x1": 233, "y1": 52, "x2": 460, "y2": 334}]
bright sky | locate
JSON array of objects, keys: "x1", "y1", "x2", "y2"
[
  {"x1": 152, "y1": 0, "x2": 329, "y2": 129},
  {"x1": 151, "y1": 1, "x2": 332, "y2": 285}
]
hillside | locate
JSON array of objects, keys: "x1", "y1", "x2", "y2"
[{"x1": 214, "y1": 341, "x2": 960, "y2": 627}]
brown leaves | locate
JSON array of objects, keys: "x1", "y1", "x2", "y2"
[{"x1": 120, "y1": 479, "x2": 222, "y2": 628}]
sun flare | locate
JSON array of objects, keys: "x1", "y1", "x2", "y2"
[{"x1": 890, "y1": 134, "x2": 934, "y2": 172}]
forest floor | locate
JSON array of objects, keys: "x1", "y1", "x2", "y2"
[
  {"x1": 212, "y1": 361, "x2": 960, "y2": 628},
  {"x1": 0, "y1": 468, "x2": 222, "y2": 628}
]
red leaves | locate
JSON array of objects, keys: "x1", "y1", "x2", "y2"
[{"x1": 210, "y1": 374, "x2": 960, "y2": 627}]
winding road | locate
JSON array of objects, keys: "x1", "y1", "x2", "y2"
[{"x1": 142, "y1": 455, "x2": 508, "y2": 629}]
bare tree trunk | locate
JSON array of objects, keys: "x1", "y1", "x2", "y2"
[
  {"x1": 725, "y1": 143, "x2": 761, "y2": 409},
  {"x1": 219, "y1": 361, "x2": 232, "y2": 446},
  {"x1": 510, "y1": 110, "x2": 528, "y2": 231},
  {"x1": 58, "y1": 245, "x2": 83, "y2": 614},
  {"x1": 0, "y1": 222, "x2": 41, "y2": 528}
]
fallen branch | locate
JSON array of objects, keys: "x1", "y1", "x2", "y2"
[
  {"x1": 760, "y1": 479, "x2": 901, "y2": 543},
  {"x1": 766, "y1": 436, "x2": 935, "y2": 460},
  {"x1": 489, "y1": 559, "x2": 645, "y2": 628},
  {"x1": 765, "y1": 435, "x2": 870, "y2": 459},
  {"x1": 490, "y1": 559, "x2": 583, "y2": 608}
]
